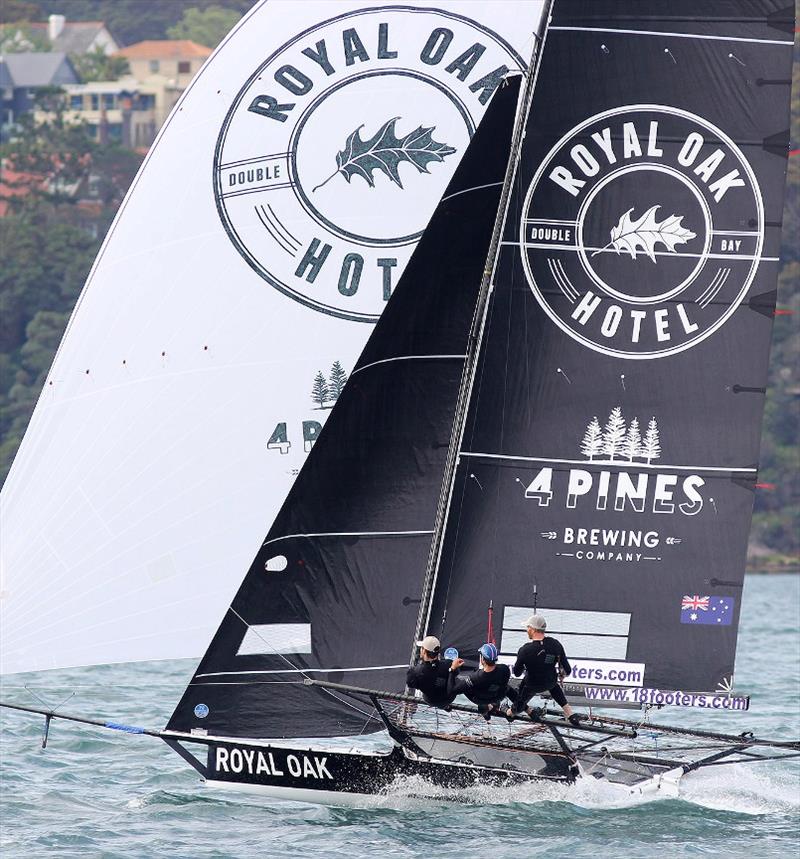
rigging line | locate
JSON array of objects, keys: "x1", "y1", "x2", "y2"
[
  {"x1": 358, "y1": 708, "x2": 382, "y2": 736},
  {"x1": 547, "y1": 26, "x2": 794, "y2": 46},
  {"x1": 437, "y1": 296, "x2": 500, "y2": 632},
  {"x1": 440, "y1": 181, "x2": 504, "y2": 204},
  {"x1": 196, "y1": 665, "x2": 406, "y2": 677},
  {"x1": 488, "y1": 225, "x2": 518, "y2": 610},
  {"x1": 318, "y1": 687, "x2": 377, "y2": 722},
  {"x1": 351, "y1": 355, "x2": 466, "y2": 377},
  {"x1": 413, "y1": 6, "x2": 554, "y2": 660},
  {"x1": 184, "y1": 680, "x2": 307, "y2": 686}
]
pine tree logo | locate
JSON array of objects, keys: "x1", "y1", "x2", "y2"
[
  {"x1": 580, "y1": 408, "x2": 661, "y2": 464},
  {"x1": 311, "y1": 371, "x2": 330, "y2": 410},
  {"x1": 622, "y1": 417, "x2": 642, "y2": 462},
  {"x1": 310, "y1": 362, "x2": 349, "y2": 409},
  {"x1": 328, "y1": 361, "x2": 348, "y2": 399},
  {"x1": 602, "y1": 406, "x2": 627, "y2": 461},
  {"x1": 642, "y1": 417, "x2": 661, "y2": 465},
  {"x1": 580, "y1": 417, "x2": 603, "y2": 461}
]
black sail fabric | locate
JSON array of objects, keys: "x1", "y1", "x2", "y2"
[
  {"x1": 167, "y1": 76, "x2": 521, "y2": 738},
  {"x1": 426, "y1": 1, "x2": 793, "y2": 702}
]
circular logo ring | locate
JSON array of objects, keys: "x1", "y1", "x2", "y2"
[{"x1": 519, "y1": 104, "x2": 764, "y2": 359}]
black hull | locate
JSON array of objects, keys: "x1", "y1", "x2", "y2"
[{"x1": 170, "y1": 738, "x2": 576, "y2": 802}]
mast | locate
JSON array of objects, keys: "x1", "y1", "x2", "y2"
[{"x1": 410, "y1": 0, "x2": 556, "y2": 662}]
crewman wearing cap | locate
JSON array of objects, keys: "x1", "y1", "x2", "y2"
[
  {"x1": 406, "y1": 635, "x2": 464, "y2": 707},
  {"x1": 450, "y1": 643, "x2": 511, "y2": 721},
  {"x1": 506, "y1": 614, "x2": 582, "y2": 726}
]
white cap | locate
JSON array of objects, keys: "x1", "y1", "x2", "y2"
[
  {"x1": 525, "y1": 614, "x2": 547, "y2": 630},
  {"x1": 416, "y1": 635, "x2": 441, "y2": 652}
]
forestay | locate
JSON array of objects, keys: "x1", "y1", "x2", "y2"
[{"x1": 423, "y1": 0, "x2": 794, "y2": 706}]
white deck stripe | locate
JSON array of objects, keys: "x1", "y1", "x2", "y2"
[
  {"x1": 440, "y1": 180, "x2": 504, "y2": 203},
  {"x1": 352, "y1": 354, "x2": 465, "y2": 376},
  {"x1": 197, "y1": 664, "x2": 406, "y2": 678},
  {"x1": 549, "y1": 26, "x2": 794, "y2": 46},
  {"x1": 459, "y1": 450, "x2": 757, "y2": 473},
  {"x1": 262, "y1": 530, "x2": 433, "y2": 548}
]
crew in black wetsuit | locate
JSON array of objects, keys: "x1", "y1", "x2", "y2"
[
  {"x1": 506, "y1": 614, "x2": 582, "y2": 726},
  {"x1": 451, "y1": 643, "x2": 510, "y2": 721},
  {"x1": 406, "y1": 635, "x2": 464, "y2": 707}
]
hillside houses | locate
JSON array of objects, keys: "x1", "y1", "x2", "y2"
[
  {"x1": 0, "y1": 52, "x2": 78, "y2": 138},
  {"x1": 114, "y1": 40, "x2": 212, "y2": 122}
]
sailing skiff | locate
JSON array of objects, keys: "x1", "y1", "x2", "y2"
[{"x1": 2, "y1": 0, "x2": 798, "y2": 805}]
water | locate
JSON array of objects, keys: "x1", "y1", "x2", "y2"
[{"x1": 2, "y1": 575, "x2": 798, "y2": 858}]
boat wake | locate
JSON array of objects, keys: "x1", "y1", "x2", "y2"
[{"x1": 374, "y1": 763, "x2": 800, "y2": 814}]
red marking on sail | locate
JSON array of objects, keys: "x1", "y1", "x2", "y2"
[{"x1": 755, "y1": 483, "x2": 776, "y2": 490}]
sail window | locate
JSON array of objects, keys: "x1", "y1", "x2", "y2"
[
  {"x1": 500, "y1": 606, "x2": 631, "y2": 660},
  {"x1": 236, "y1": 623, "x2": 311, "y2": 655},
  {"x1": 264, "y1": 555, "x2": 289, "y2": 572}
]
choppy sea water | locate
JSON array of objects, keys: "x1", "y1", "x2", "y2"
[{"x1": 1, "y1": 574, "x2": 798, "y2": 858}]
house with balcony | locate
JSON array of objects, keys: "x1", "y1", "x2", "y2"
[
  {"x1": 55, "y1": 78, "x2": 160, "y2": 149},
  {"x1": 0, "y1": 52, "x2": 79, "y2": 140},
  {"x1": 113, "y1": 40, "x2": 212, "y2": 123}
]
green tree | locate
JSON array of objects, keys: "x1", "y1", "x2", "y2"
[
  {"x1": 167, "y1": 4, "x2": 241, "y2": 48},
  {"x1": 0, "y1": 21, "x2": 51, "y2": 51},
  {"x1": 0, "y1": 2, "x2": 42, "y2": 24},
  {"x1": 0, "y1": 88, "x2": 96, "y2": 212},
  {"x1": 71, "y1": 47, "x2": 130, "y2": 83}
]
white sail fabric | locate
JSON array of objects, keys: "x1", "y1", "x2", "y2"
[{"x1": 0, "y1": 0, "x2": 545, "y2": 674}]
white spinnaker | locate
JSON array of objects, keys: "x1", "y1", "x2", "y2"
[{"x1": 0, "y1": 0, "x2": 545, "y2": 674}]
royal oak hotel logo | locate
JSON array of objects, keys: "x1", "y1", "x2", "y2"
[
  {"x1": 519, "y1": 105, "x2": 764, "y2": 358},
  {"x1": 214, "y1": 6, "x2": 524, "y2": 322}
]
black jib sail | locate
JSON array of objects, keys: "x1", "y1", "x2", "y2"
[
  {"x1": 423, "y1": 0, "x2": 794, "y2": 706},
  {"x1": 167, "y1": 76, "x2": 522, "y2": 739}
]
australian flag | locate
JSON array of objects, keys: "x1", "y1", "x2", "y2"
[{"x1": 680, "y1": 595, "x2": 734, "y2": 626}]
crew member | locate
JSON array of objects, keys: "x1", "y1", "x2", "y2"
[
  {"x1": 506, "y1": 614, "x2": 582, "y2": 726},
  {"x1": 406, "y1": 635, "x2": 464, "y2": 707},
  {"x1": 451, "y1": 643, "x2": 511, "y2": 721}
]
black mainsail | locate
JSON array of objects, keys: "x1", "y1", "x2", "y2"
[
  {"x1": 167, "y1": 77, "x2": 523, "y2": 739},
  {"x1": 423, "y1": 0, "x2": 794, "y2": 704}
]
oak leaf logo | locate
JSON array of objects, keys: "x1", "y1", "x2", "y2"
[
  {"x1": 593, "y1": 205, "x2": 697, "y2": 263},
  {"x1": 313, "y1": 117, "x2": 456, "y2": 192}
]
